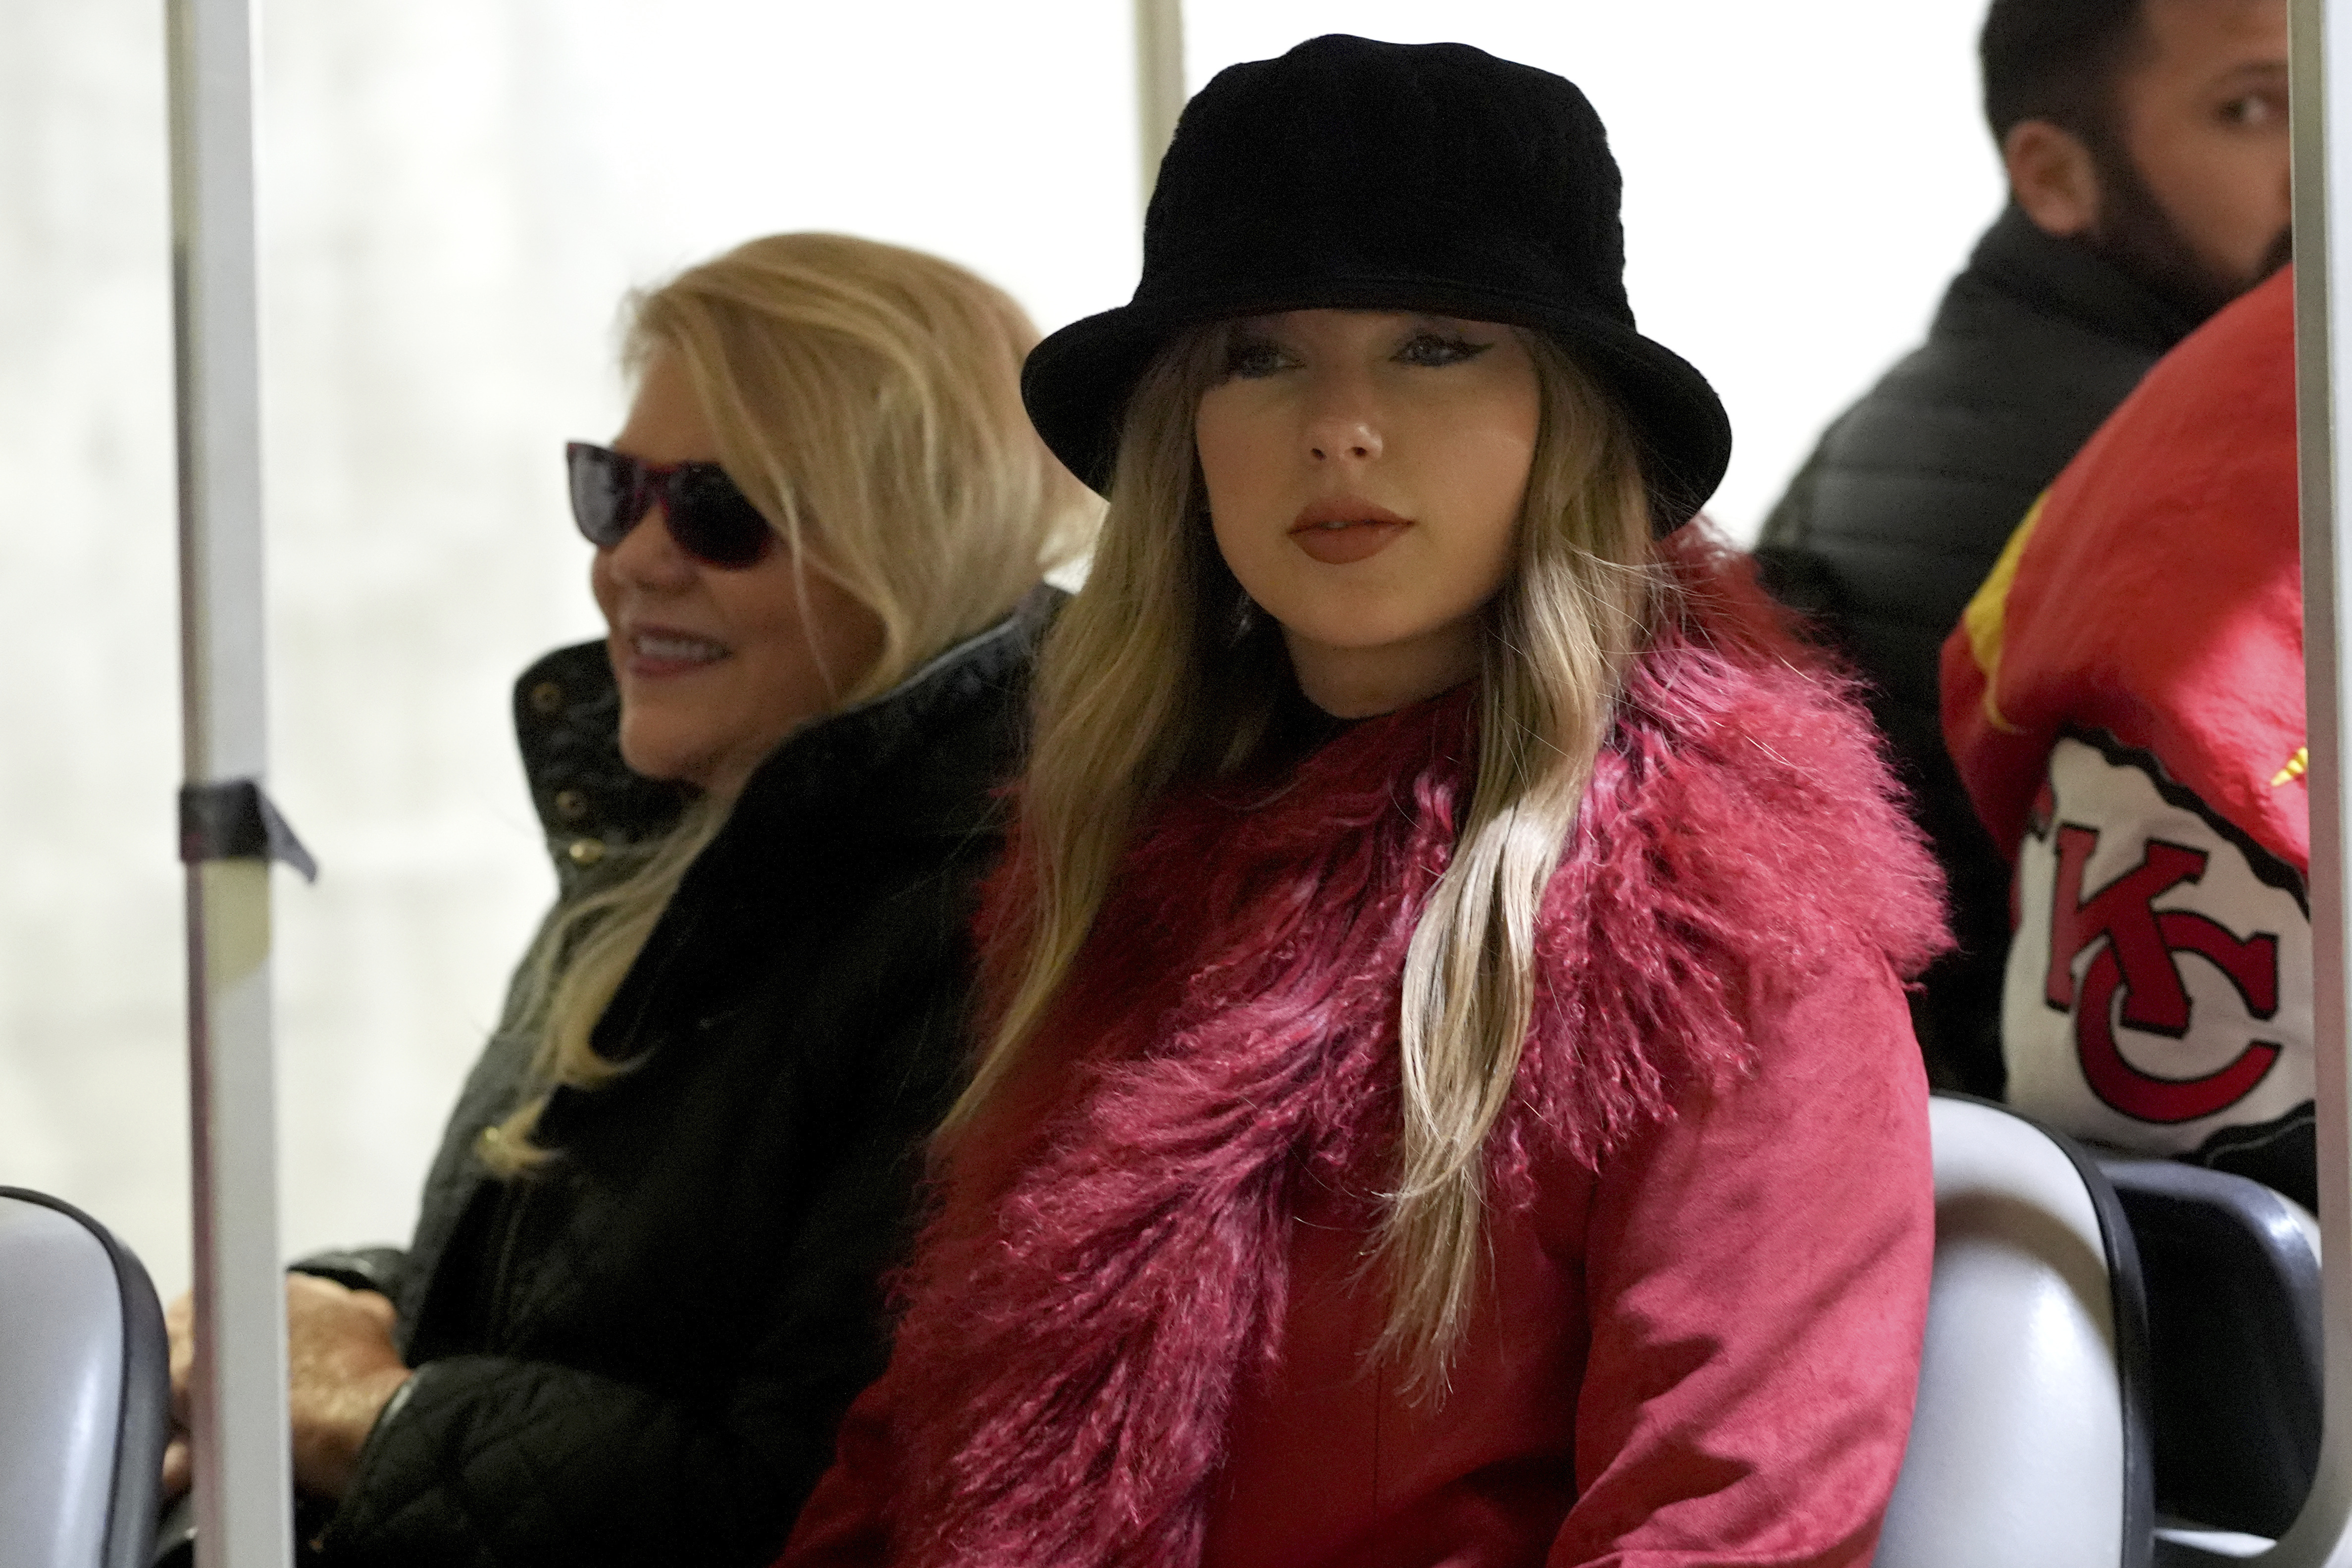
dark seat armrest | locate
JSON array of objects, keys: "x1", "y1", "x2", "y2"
[{"x1": 2096, "y1": 1156, "x2": 2321, "y2": 1537}]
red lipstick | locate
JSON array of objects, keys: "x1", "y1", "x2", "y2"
[{"x1": 1287, "y1": 497, "x2": 1412, "y2": 566}]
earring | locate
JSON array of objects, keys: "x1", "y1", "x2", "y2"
[{"x1": 1227, "y1": 587, "x2": 1260, "y2": 648}]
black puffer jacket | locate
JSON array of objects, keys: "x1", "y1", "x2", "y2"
[
  {"x1": 1757, "y1": 206, "x2": 2203, "y2": 1096},
  {"x1": 300, "y1": 595, "x2": 1051, "y2": 1567}
]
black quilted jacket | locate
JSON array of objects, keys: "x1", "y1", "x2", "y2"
[
  {"x1": 298, "y1": 596, "x2": 1050, "y2": 1567},
  {"x1": 1756, "y1": 206, "x2": 2204, "y2": 1098}
]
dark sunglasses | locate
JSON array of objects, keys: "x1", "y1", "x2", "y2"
[{"x1": 565, "y1": 441, "x2": 776, "y2": 569}]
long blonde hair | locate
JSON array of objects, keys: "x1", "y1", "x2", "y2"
[
  {"x1": 482, "y1": 233, "x2": 1097, "y2": 1177},
  {"x1": 948, "y1": 323, "x2": 1658, "y2": 1385}
]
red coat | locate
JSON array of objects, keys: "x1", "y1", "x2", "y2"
[
  {"x1": 784, "y1": 542, "x2": 1946, "y2": 1568},
  {"x1": 1940, "y1": 269, "x2": 2311, "y2": 1188}
]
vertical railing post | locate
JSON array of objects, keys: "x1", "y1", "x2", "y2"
[
  {"x1": 165, "y1": 0, "x2": 296, "y2": 1561},
  {"x1": 1133, "y1": 0, "x2": 1185, "y2": 211},
  {"x1": 2218, "y1": 0, "x2": 2352, "y2": 1562}
]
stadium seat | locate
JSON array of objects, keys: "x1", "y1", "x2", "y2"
[
  {"x1": 2098, "y1": 1156, "x2": 2321, "y2": 1547},
  {"x1": 1876, "y1": 1095, "x2": 2153, "y2": 1568},
  {"x1": 0, "y1": 1187, "x2": 169, "y2": 1568}
]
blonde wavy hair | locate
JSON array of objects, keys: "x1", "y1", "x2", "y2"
[
  {"x1": 483, "y1": 232, "x2": 1097, "y2": 1177},
  {"x1": 948, "y1": 323, "x2": 1660, "y2": 1386}
]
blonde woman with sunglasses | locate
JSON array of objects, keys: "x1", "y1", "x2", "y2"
[{"x1": 158, "y1": 232, "x2": 1094, "y2": 1568}]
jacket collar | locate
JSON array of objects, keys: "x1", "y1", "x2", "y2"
[
  {"x1": 579, "y1": 588, "x2": 1053, "y2": 1063},
  {"x1": 720, "y1": 585, "x2": 1052, "y2": 841},
  {"x1": 1955, "y1": 203, "x2": 2208, "y2": 357},
  {"x1": 513, "y1": 587, "x2": 1057, "y2": 898}
]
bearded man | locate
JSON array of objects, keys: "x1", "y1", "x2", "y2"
[{"x1": 1760, "y1": 0, "x2": 2290, "y2": 1098}]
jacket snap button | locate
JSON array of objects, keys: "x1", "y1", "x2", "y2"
[
  {"x1": 567, "y1": 837, "x2": 606, "y2": 867},
  {"x1": 529, "y1": 680, "x2": 564, "y2": 715},
  {"x1": 554, "y1": 789, "x2": 590, "y2": 822}
]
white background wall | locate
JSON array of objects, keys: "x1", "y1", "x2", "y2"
[{"x1": 0, "y1": 0, "x2": 2003, "y2": 1300}]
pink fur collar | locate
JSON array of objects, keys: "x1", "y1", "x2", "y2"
[{"x1": 880, "y1": 554, "x2": 1948, "y2": 1568}]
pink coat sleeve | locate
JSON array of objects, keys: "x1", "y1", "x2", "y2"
[{"x1": 1550, "y1": 950, "x2": 1935, "y2": 1568}]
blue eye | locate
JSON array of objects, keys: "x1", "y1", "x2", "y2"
[
  {"x1": 1396, "y1": 334, "x2": 1492, "y2": 367},
  {"x1": 1223, "y1": 337, "x2": 1291, "y2": 380}
]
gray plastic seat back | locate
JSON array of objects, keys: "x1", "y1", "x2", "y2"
[
  {"x1": 2098, "y1": 1157, "x2": 2322, "y2": 1537},
  {"x1": 0, "y1": 1188, "x2": 169, "y2": 1568},
  {"x1": 1875, "y1": 1096, "x2": 2152, "y2": 1568}
]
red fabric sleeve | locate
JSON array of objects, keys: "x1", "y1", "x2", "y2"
[
  {"x1": 1940, "y1": 271, "x2": 2304, "y2": 872},
  {"x1": 1942, "y1": 614, "x2": 2052, "y2": 864},
  {"x1": 1549, "y1": 950, "x2": 1935, "y2": 1568}
]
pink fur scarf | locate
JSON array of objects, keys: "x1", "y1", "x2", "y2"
[{"x1": 878, "y1": 565, "x2": 1949, "y2": 1568}]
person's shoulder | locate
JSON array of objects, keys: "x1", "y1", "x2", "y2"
[
  {"x1": 851, "y1": 593, "x2": 1059, "y2": 844},
  {"x1": 2096, "y1": 267, "x2": 2295, "y2": 453},
  {"x1": 1834, "y1": 292, "x2": 2140, "y2": 482},
  {"x1": 1858, "y1": 227, "x2": 2167, "y2": 466},
  {"x1": 2018, "y1": 269, "x2": 2297, "y2": 601},
  {"x1": 1602, "y1": 536, "x2": 1946, "y2": 976},
  {"x1": 1509, "y1": 537, "x2": 1949, "y2": 1164},
  {"x1": 1778, "y1": 306, "x2": 2113, "y2": 586}
]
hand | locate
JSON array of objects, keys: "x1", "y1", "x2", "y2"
[
  {"x1": 285, "y1": 1275, "x2": 410, "y2": 1499},
  {"x1": 159, "y1": 1276, "x2": 412, "y2": 1504},
  {"x1": 161, "y1": 1289, "x2": 195, "y2": 1500}
]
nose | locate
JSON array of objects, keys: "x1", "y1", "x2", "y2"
[
  {"x1": 1303, "y1": 368, "x2": 1383, "y2": 465},
  {"x1": 605, "y1": 503, "x2": 698, "y2": 590}
]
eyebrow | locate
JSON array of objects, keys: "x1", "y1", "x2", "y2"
[{"x1": 1401, "y1": 313, "x2": 1500, "y2": 335}]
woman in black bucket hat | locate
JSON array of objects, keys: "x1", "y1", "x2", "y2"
[
  {"x1": 1023, "y1": 34, "x2": 1731, "y2": 531},
  {"x1": 782, "y1": 35, "x2": 1944, "y2": 1568}
]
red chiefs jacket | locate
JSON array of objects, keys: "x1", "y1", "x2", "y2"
[
  {"x1": 1942, "y1": 266, "x2": 2312, "y2": 1203},
  {"x1": 781, "y1": 540, "x2": 1945, "y2": 1568}
]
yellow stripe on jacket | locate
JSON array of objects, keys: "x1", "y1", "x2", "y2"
[{"x1": 1956, "y1": 492, "x2": 2050, "y2": 738}]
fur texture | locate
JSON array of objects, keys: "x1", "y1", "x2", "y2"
[{"x1": 879, "y1": 542, "x2": 1948, "y2": 1568}]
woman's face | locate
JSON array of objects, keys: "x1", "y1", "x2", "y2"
[
  {"x1": 591, "y1": 348, "x2": 885, "y2": 800},
  {"x1": 1194, "y1": 309, "x2": 1540, "y2": 717}
]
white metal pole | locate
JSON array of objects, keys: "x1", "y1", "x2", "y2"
[
  {"x1": 1134, "y1": 0, "x2": 1184, "y2": 210},
  {"x1": 165, "y1": 0, "x2": 296, "y2": 1562},
  {"x1": 2253, "y1": 1, "x2": 2352, "y2": 1563}
]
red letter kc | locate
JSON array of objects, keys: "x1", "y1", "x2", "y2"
[{"x1": 2045, "y1": 825, "x2": 2281, "y2": 1123}]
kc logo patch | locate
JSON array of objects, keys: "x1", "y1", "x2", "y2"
[{"x1": 2006, "y1": 732, "x2": 2311, "y2": 1155}]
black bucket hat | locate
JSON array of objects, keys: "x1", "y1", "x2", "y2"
[{"x1": 1022, "y1": 34, "x2": 1732, "y2": 533}]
